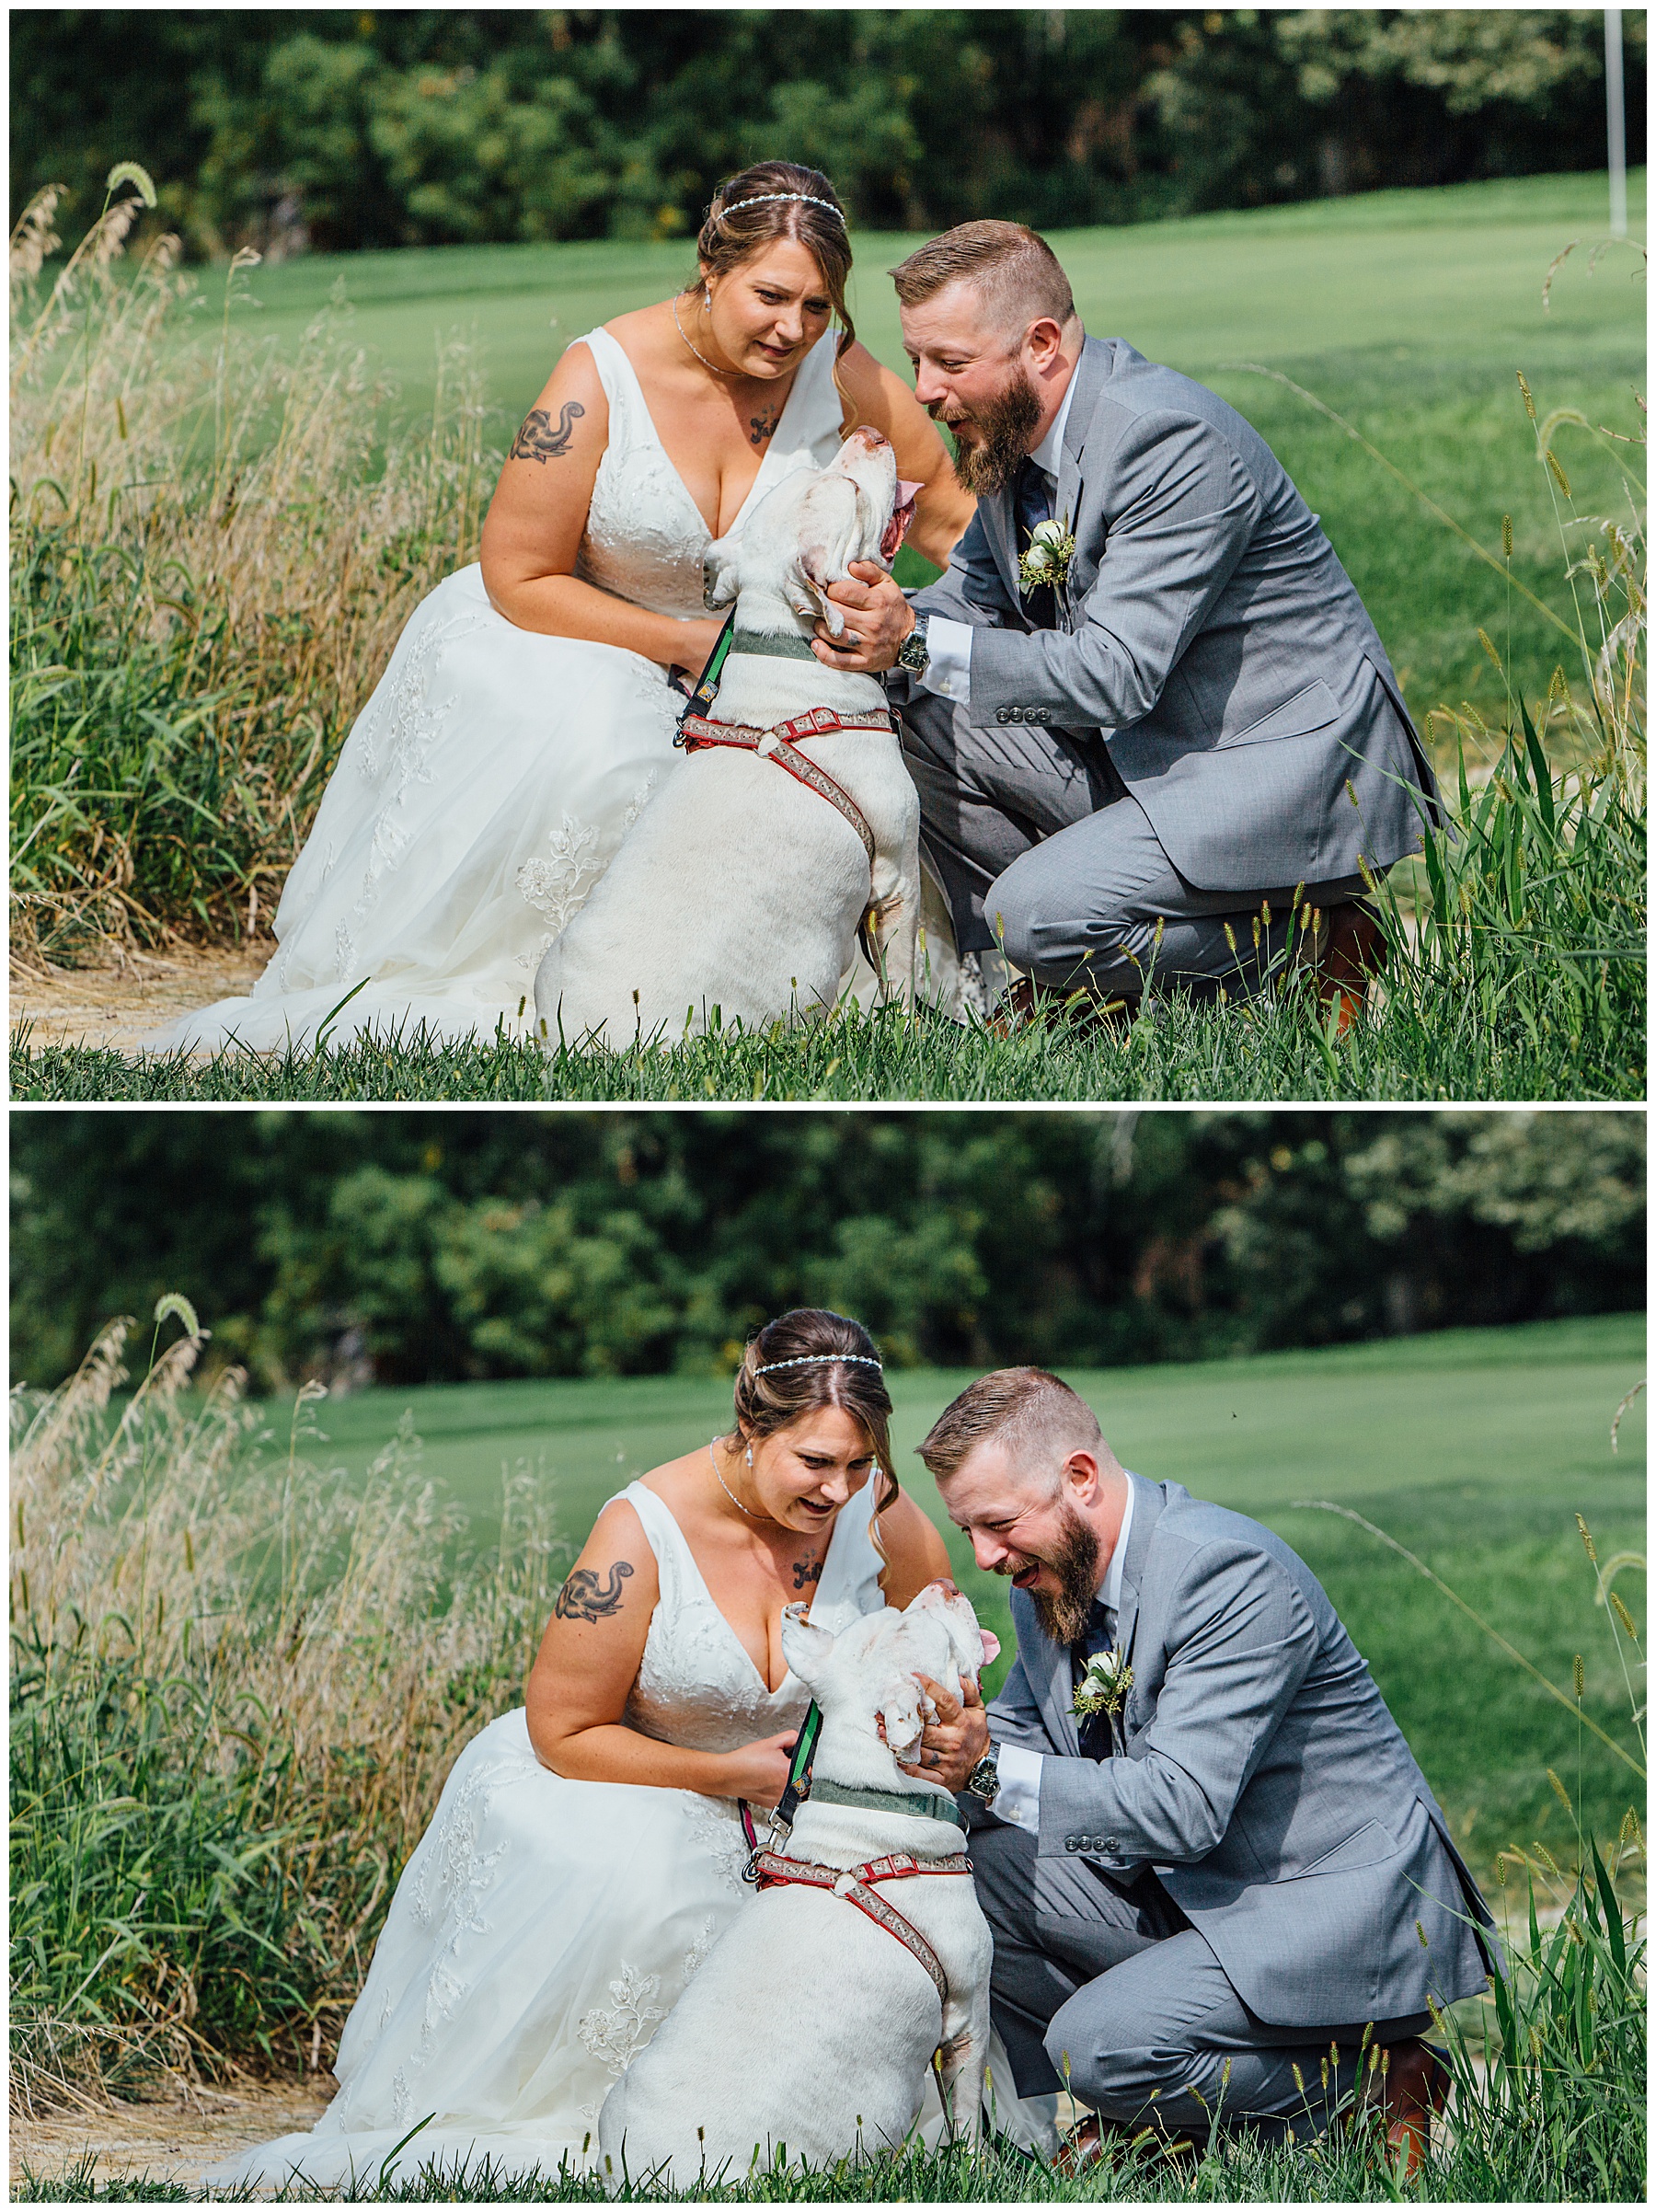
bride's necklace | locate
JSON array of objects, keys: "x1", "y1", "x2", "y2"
[
  {"x1": 673, "y1": 294, "x2": 741, "y2": 379},
  {"x1": 708, "y1": 1438, "x2": 766, "y2": 1519}
]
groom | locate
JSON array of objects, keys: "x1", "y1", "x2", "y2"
[
  {"x1": 814, "y1": 220, "x2": 1439, "y2": 1018},
  {"x1": 903, "y1": 1366, "x2": 1498, "y2": 2160}
]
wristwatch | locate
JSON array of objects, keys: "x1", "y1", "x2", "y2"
[
  {"x1": 964, "y1": 1744, "x2": 1000, "y2": 1807},
  {"x1": 895, "y1": 611, "x2": 930, "y2": 674}
]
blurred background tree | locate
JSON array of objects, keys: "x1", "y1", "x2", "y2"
[
  {"x1": 11, "y1": 1112, "x2": 1643, "y2": 1391},
  {"x1": 11, "y1": 9, "x2": 1644, "y2": 256}
]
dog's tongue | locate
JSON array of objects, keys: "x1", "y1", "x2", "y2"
[{"x1": 880, "y1": 479, "x2": 925, "y2": 564}]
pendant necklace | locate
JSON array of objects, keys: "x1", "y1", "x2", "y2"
[
  {"x1": 673, "y1": 295, "x2": 740, "y2": 379},
  {"x1": 708, "y1": 1438, "x2": 765, "y2": 1519}
]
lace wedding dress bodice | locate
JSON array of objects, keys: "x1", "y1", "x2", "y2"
[
  {"x1": 623, "y1": 1477, "x2": 878, "y2": 1755},
  {"x1": 575, "y1": 326, "x2": 842, "y2": 618}
]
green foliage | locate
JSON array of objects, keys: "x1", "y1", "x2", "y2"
[
  {"x1": 11, "y1": 12, "x2": 1645, "y2": 254},
  {"x1": 8, "y1": 1112, "x2": 1644, "y2": 1392}
]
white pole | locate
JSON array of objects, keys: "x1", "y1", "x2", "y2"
[{"x1": 1605, "y1": 7, "x2": 1627, "y2": 237}]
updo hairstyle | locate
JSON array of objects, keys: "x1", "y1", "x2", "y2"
[
  {"x1": 687, "y1": 161, "x2": 858, "y2": 426},
  {"x1": 729, "y1": 1307, "x2": 897, "y2": 1515}
]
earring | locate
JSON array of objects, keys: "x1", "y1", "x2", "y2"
[
  {"x1": 745, "y1": 1445, "x2": 753, "y2": 1468},
  {"x1": 704, "y1": 286, "x2": 713, "y2": 312}
]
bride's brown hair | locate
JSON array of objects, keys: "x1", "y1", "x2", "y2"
[
  {"x1": 686, "y1": 162, "x2": 859, "y2": 431},
  {"x1": 728, "y1": 1308, "x2": 897, "y2": 1518}
]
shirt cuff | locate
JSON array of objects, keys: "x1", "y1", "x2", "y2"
[
  {"x1": 991, "y1": 1741, "x2": 1043, "y2": 1833},
  {"x1": 918, "y1": 616, "x2": 972, "y2": 706}
]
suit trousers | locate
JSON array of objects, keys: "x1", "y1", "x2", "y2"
[
  {"x1": 971, "y1": 1821, "x2": 1432, "y2": 2143},
  {"x1": 898, "y1": 690, "x2": 1366, "y2": 1003}
]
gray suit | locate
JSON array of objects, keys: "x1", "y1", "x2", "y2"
[
  {"x1": 892, "y1": 338, "x2": 1439, "y2": 999},
  {"x1": 966, "y1": 1475, "x2": 1496, "y2": 2137}
]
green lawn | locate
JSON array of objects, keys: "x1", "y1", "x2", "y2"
[
  {"x1": 292, "y1": 1312, "x2": 1646, "y2": 1885},
  {"x1": 238, "y1": 169, "x2": 1647, "y2": 729}
]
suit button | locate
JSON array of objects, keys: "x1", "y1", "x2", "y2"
[
  {"x1": 1106, "y1": 1838, "x2": 1120, "y2": 1852},
  {"x1": 1064, "y1": 1837, "x2": 1078, "y2": 1853},
  {"x1": 995, "y1": 708, "x2": 1009, "y2": 725},
  {"x1": 1034, "y1": 709, "x2": 1050, "y2": 724}
]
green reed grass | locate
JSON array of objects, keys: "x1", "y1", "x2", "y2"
[
  {"x1": 9, "y1": 176, "x2": 489, "y2": 963},
  {"x1": 8, "y1": 1306, "x2": 566, "y2": 2109}
]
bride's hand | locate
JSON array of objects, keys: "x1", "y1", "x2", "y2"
[
  {"x1": 673, "y1": 616, "x2": 728, "y2": 683},
  {"x1": 719, "y1": 1730, "x2": 799, "y2": 1810}
]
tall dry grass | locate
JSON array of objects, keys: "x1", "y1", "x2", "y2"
[
  {"x1": 10, "y1": 169, "x2": 491, "y2": 962},
  {"x1": 9, "y1": 1302, "x2": 565, "y2": 2106}
]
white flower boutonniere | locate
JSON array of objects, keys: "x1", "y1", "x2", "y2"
[
  {"x1": 1018, "y1": 515, "x2": 1077, "y2": 605},
  {"x1": 1072, "y1": 1648, "x2": 1133, "y2": 1754}
]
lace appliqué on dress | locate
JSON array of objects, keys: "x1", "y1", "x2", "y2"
[
  {"x1": 578, "y1": 1963, "x2": 669, "y2": 2078},
  {"x1": 514, "y1": 772, "x2": 661, "y2": 966}
]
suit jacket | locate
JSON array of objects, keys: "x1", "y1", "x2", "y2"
[
  {"x1": 968, "y1": 1474, "x2": 1499, "y2": 2029},
  {"x1": 894, "y1": 336, "x2": 1440, "y2": 895}
]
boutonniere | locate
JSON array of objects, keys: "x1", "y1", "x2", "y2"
[
  {"x1": 1018, "y1": 515, "x2": 1077, "y2": 602},
  {"x1": 1072, "y1": 1648, "x2": 1133, "y2": 1754}
]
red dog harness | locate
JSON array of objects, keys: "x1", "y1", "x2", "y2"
[
  {"x1": 748, "y1": 1846, "x2": 972, "y2": 2004},
  {"x1": 677, "y1": 706, "x2": 893, "y2": 872}
]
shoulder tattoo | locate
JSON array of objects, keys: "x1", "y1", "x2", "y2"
[
  {"x1": 792, "y1": 1553, "x2": 823, "y2": 1592},
  {"x1": 748, "y1": 405, "x2": 781, "y2": 448},
  {"x1": 512, "y1": 399, "x2": 586, "y2": 464},
  {"x1": 555, "y1": 1559, "x2": 635, "y2": 1620}
]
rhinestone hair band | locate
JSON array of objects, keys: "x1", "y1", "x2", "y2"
[
  {"x1": 715, "y1": 191, "x2": 846, "y2": 225},
  {"x1": 756, "y1": 1353, "x2": 883, "y2": 1374}
]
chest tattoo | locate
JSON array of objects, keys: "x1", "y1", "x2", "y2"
[
  {"x1": 555, "y1": 1559, "x2": 634, "y2": 1619},
  {"x1": 791, "y1": 1553, "x2": 823, "y2": 1592},
  {"x1": 511, "y1": 398, "x2": 585, "y2": 464},
  {"x1": 748, "y1": 406, "x2": 781, "y2": 448}
]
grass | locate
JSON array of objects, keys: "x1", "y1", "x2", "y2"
[{"x1": 11, "y1": 1313, "x2": 1644, "y2": 2198}]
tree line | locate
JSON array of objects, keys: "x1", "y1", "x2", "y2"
[
  {"x1": 13, "y1": 11, "x2": 1644, "y2": 257},
  {"x1": 10, "y1": 1112, "x2": 1643, "y2": 1391}
]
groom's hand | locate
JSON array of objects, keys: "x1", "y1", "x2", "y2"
[
  {"x1": 811, "y1": 561, "x2": 914, "y2": 674},
  {"x1": 895, "y1": 1671, "x2": 990, "y2": 1793}
]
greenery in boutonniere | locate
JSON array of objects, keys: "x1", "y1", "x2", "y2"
[
  {"x1": 1073, "y1": 1646, "x2": 1133, "y2": 1753},
  {"x1": 1018, "y1": 515, "x2": 1077, "y2": 607}
]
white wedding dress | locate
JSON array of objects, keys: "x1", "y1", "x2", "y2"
[
  {"x1": 204, "y1": 1478, "x2": 886, "y2": 2192},
  {"x1": 155, "y1": 328, "x2": 850, "y2": 1054}
]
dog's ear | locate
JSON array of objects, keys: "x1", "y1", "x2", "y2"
[
  {"x1": 791, "y1": 477, "x2": 863, "y2": 636},
  {"x1": 978, "y1": 1630, "x2": 1002, "y2": 1665},
  {"x1": 778, "y1": 1603, "x2": 836, "y2": 1686},
  {"x1": 703, "y1": 534, "x2": 742, "y2": 612},
  {"x1": 878, "y1": 1669, "x2": 927, "y2": 1764}
]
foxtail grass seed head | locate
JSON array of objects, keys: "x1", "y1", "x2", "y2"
[
  {"x1": 1532, "y1": 1840, "x2": 1561, "y2": 1876},
  {"x1": 1577, "y1": 1514, "x2": 1598, "y2": 1563},
  {"x1": 1546, "y1": 448, "x2": 1571, "y2": 498},
  {"x1": 1610, "y1": 1591, "x2": 1638, "y2": 1641},
  {"x1": 1547, "y1": 1768, "x2": 1573, "y2": 1813},
  {"x1": 1223, "y1": 921, "x2": 1237, "y2": 954},
  {"x1": 1502, "y1": 513, "x2": 1513, "y2": 560},
  {"x1": 1573, "y1": 1653, "x2": 1586, "y2": 1699},
  {"x1": 1478, "y1": 628, "x2": 1503, "y2": 672},
  {"x1": 1416, "y1": 1918, "x2": 1429, "y2": 1947},
  {"x1": 1517, "y1": 370, "x2": 1536, "y2": 421}
]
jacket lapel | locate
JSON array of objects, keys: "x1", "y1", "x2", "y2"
[
  {"x1": 1110, "y1": 1470, "x2": 1165, "y2": 1676},
  {"x1": 982, "y1": 488, "x2": 1021, "y2": 614},
  {"x1": 1052, "y1": 338, "x2": 1110, "y2": 544}
]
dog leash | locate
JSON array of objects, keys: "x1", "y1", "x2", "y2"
[{"x1": 673, "y1": 611, "x2": 736, "y2": 738}]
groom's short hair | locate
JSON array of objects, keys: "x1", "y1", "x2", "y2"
[
  {"x1": 889, "y1": 221, "x2": 1075, "y2": 337},
  {"x1": 918, "y1": 1366, "x2": 1103, "y2": 1487}
]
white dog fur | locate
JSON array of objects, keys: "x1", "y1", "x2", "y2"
[
  {"x1": 595, "y1": 1581, "x2": 997, "y2": 2185},
  {"x1": 533, "y1": 428, "x2": 922, "y2": 1047}
]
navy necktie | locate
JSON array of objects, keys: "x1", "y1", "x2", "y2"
[
  {"x1": 1075, "y1": 1600, "x2": 1115, "y2": 1762},
  {"x1": 1012, "y1": 458, "x2": 1057, "y2": 631}
]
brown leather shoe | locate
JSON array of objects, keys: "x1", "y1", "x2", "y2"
[
  {"x1": 1312, "y1": 901, "x2": 1387, "y2": 1037},
  {"x1": 1053, "y1": 2112, "x2": 1199, "y2": 2173},
  {"x1": 1367, "y1": 2037, "x2": 1449, "y2": 2180}
]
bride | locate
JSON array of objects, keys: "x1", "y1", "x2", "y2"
[
  {"x1": 160, "y1": 164, "x2": 970, "y2": 1054},
  {"x1": 206, "y1": 1309, "x2": 962, "y2": 2190}
]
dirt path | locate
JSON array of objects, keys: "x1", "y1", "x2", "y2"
[
  {"x1": 10, "y1": 2075, "x2": 335, "y2": 2195},
  {"x1": 10, "y1": 944, "x2": 273, "y2": 1055}
]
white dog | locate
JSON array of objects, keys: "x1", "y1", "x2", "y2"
[
  {"x1": 596, "y1": 1581, "x2": 998, "y2": 2185},
  {"x1": 533, "y1": 428, "x2": 924, "y2": 1047}
]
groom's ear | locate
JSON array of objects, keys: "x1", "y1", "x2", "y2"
[{"x1": 778, "y1": 1604, "x2": 836, "y2": 1685}]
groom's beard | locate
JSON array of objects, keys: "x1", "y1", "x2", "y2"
[
  {"x1": 937, "y1": 368, "x2": 1043, "y2": 498},
  {"x1": 997, "y1": 1500, "x2": 1102, "y2": 1648}
]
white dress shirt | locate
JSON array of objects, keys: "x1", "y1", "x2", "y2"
[
  {"x1": 918, "y1": 364, "x2": 1081, "y2": 710},
  {"x1": 990, "y1": 1478, "x2": 1134, "y2": 1836}
]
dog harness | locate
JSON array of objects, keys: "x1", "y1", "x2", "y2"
[
  {"x1": 747, "y1": 1847, "x2": 973, "y2": 2005},
  {"x1": 675, "y1": 706, "x2": 892, "y2": 871}
]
